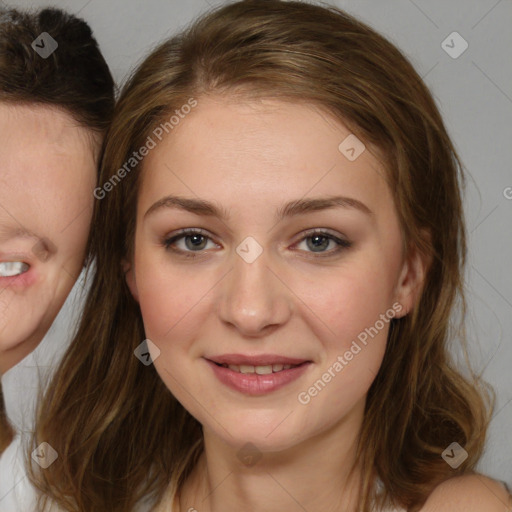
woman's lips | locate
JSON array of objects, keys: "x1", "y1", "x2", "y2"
[
  {"x1": 0, "y1": 261, "x2": 29, "y2": 277},
  {"x1": 205, "y1": 358, "x2": 312, "y2": 395},
  {"x1": 0, "y1": 259, "x2": 37, "y2": 290},
  {"x1": 207, "y1": 354, "x2": 308, "y2": 366}
]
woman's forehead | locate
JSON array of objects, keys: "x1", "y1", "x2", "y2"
[{"x1": 138, "y1": 97, "x2": 390, "y2": 207}]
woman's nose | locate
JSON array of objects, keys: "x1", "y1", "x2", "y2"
[{"x1": 215, "y1": 237, "x2": 293, "y2": 337}]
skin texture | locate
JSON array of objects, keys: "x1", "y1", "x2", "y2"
[
  {"x1": 0, "y1": 103, "x2": 97, "y2": 374},
  {"x1": 126, "y1": 97, "x2": 508, "y2": 511},
  {"x1": 421, "y1": 475, "x2": 511, "y2": 512}
]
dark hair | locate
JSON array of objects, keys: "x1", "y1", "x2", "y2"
[
  {"x1": 0, "y1": 6, "x2": 115, "y2": 132},
  {"x1": 0, "y1": 6, "x2": 115, "y2": 454}
]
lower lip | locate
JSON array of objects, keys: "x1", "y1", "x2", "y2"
[
  {"x1": 0, "y1": 268, "x2": 37, "y2": 290},
  {"x1": 205, "y1": 359, "x2": 311, "y2": 395}
]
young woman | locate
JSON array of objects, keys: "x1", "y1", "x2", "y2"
[
  {"x1": 0, "y1": 5, "x2": 114, "y2": 508},
  {"x1": 31, "y1": 1, "x2": 510, "y2": 511}
]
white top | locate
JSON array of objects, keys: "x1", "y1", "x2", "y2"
[
  {"x1": 150, "y1": 478, "x2": 406, "y2": 512},
  {"x1": 0, "y1": 434, "x2": 36, "y2": 512},
  {"x1": 0, "y1": 274, "x2": 87, "y2": 512}
]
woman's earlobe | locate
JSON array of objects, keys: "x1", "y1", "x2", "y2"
[{"x1": 394, "y1": 236, "x2": 431, "y2": 318}]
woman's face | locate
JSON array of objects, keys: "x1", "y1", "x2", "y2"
[
  {"x1": 128, "y1": 96, "x2": 425, "y2": 453},
  {"x1": 0, "y1": 103, "x2": 97, "y2": 373}
]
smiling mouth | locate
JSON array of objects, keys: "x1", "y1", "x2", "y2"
[
  {"x1": 0, "y1": 261, "x2": 29, "y2": 277},
  {"x1": 213, "y1": 362, "x2": 303, "y2": 374},
  {"x1": 206, "y1": 357, "x2": 312, "y2": 395}
]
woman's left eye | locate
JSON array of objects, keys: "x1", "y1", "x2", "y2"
[
  {"x1": 294, "y1": 230, "x2": 352, "y2": 256},
  {"x1": 162, "y1": 229, "x2": 351, "y2": 258}
]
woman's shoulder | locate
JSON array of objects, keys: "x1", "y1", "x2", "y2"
[{"x1": 418, "y1": 474, "x2": 511, "y2": 512}]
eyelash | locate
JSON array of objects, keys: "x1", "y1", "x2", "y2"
[{"x1": 162, "y1": 228, "x2": 352, "y2": 259}]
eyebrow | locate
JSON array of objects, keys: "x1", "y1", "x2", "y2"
[{"x1": 144, "y1": 194, "x2": 373, "y2": 222}]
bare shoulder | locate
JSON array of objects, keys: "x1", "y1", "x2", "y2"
[{"x1": 419, "y1": 474, "x2": 512, "y2": 512}]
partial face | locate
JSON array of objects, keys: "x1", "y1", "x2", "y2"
[
  {"x1": 128, "y1": 96, "x2": 423, "y2": 453},
  {"x1": 0, "y1": 103, "x2": 97, "y2": 373}
]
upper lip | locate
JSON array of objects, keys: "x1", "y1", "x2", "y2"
[
  {"x1": 0, "y1": 252, "x2": 32, "y2": 263},
  {"x1": 207, "y1": 354, "x2": 310, "y2": 366}
]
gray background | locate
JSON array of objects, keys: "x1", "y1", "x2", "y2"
[{"x1": 4, "y1": 0, "x2": 511, "y2": 487}]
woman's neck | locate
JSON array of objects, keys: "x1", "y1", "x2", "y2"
[{"x1": 178, "y1": 400, "x2": 365, "y2": 512}]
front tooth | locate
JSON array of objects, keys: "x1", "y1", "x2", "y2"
[
  {"x1": 283, "y1": 364, "x2": 292, "y2": 370},
  {"x1": 239, "y1": 365, "x2": 255, "y2": 374},
  {"x1": 228, "y1": 365, "x2": 240, "y2": 372},
  {"x1": 272, "y1": 364, "x2": 284, "y2": 372},
  {"x1": 0, "y1": 261, "x2": 29, "y2": 277},
  {"x1": 255, "y1": 365, "x2": 273, "y2": 375}
]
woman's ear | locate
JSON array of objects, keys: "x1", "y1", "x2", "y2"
[
  {"x1": 122, "y1": 259, "x2": 139, "y2": 303},
  {"x1": 393, "y1": 229, "x2": 432, "y2": 318}
]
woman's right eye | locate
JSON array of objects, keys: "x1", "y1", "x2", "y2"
[{"x1": 162, "y1": 229, "x2": 218, "y2": 258}]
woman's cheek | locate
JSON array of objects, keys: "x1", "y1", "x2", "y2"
[
  {"x1": 135, "y1": 259, "x2": 173, "y2": 341},
  {"x1": 135, "y1": 260, "x2": 204, "y2": 343},
  {"x1": 138, "y1": 284, "x2": 181, "y2": 342},
  {"x1": 313, "y1": 265, "x2": 392, "y2": 342}
]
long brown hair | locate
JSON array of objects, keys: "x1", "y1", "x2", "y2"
[
  {"x1": 0, "y1": 6, "x2": 114, "y2": 455},
  {"x1": 31, "y1": 1, "x2": 492, "y2": 510}
]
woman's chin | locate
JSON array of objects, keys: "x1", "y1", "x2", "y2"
[
  {"x1": 204, "y1": 416, "x2": 307, "y2": 454},
  {"x1": 0, "y1": 306, "x2": 50, "y2": 355}
]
